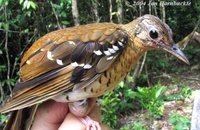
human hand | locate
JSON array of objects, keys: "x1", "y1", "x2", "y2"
[
  {"x1": 31, "y1": 100, "x2": 111, "y2": 130},
  {"x1": 31, "y1": 100, "x2": 86, "y2": 130}
]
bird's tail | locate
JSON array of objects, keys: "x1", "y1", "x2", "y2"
[{"x1": 3, "y1": 105, "x2": 38, "y2": 130}]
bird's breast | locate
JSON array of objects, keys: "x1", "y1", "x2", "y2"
[{"x1": 101, "y1": 46, "x2": 144, "y2": 89}]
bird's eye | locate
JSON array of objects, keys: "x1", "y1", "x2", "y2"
[{"x1": 149, "y1": 29, "x2": 158, "y2": 39}]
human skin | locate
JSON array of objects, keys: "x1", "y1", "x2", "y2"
[
  {"x1": 31, "y1": 100, "x2": 111, "y2": 130},
  {"x1": 31, "y1": 100, "x2": 86, "y2": 130}
]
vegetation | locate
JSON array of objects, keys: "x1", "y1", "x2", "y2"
[
  {"x1": 0, "y1": 0, "x2": 200, "y2": 129},
  {"x1": 101, "y1": 80, "x2": 136, "y2": 128},
  {"x1": 169, "y1": 112, "x2": 191, "y2": 130},
  {"x1": 101, "y1": 81, "x2": 193, "y2": 129},
  {"x1": 134, "y1": 83, "x2": 166, "y2": 119}
]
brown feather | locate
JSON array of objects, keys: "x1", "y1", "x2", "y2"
[
  {"x1": 3, "y1": 105, "x2": 38, "y2": 130},
  {"x1": 20, "y1": 23, "x2": 119, "y2": 66},
  {"x1": 0, "y1": 65, "x2": 74, "y2": 113}
]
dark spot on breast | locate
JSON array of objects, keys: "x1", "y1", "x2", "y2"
[
  {"x1": 91, "y1": 88, "x2": 94, "y2": 93},
  {"x1": 66, "y1": 95, "x2": 69, "y2": 100},
  {"x1": 99, "y1": 77, "x2": 102, "y2": 84},
  {"x1": 84, "y1": 87, "x2": 86, "y2": 92},
  {"x1": 107, "y1": 79, "x2": 110, "y2": 87},
  {"x1": 114, "y1": 76, "x2": 118, "y2": 81},
  {"x1": 104, "y1": 71, "x2": 107, "y2": 78}
]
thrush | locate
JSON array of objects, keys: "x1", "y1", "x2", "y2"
[{"x1": 0, "y1": 14, "x2": 189, "y2": 130}]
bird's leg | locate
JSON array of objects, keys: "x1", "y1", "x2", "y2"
[{"x1": 68, "y1": 98, "x2": 101, "y2": 130}]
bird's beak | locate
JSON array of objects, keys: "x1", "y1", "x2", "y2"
[{"x1": 160, "y1": 44, "x2": 189, "y2": 64}]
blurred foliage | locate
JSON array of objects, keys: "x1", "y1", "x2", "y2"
[
  {"x1": 101, "y1": 81, "x2": 167, "y2": 128},
  {"x1": 101, "y1": 79, "x2": 136, "y2": 128},
  {"x1": 164, "y1": 85, "x2": 192, "y2": 101},
  {"x1": 19, "y1": 0, "x2": 38, "y2": 10},
  {"x1": 102, "y1": 81, "x2": 193, "y2": 129},
  {"x1": 0, "y1": 113, "x2": 6, "y2": 128},
  {"x1": 184, "y1": 45, "x2": 200, "y2": 64},
  {"x1": 134, "y1": 83, "x2": 166, "y2": 119},
  {"x1": 120, "y1": 120, "x2": 147, "y2": 130},
  {"x1": 169, "y1": 112, "x2": 191, "y2": 130}
]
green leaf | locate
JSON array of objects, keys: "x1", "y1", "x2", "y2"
[
  {"x1": 127, "y1": 75, "x2": 133, "y2": 82},
  {"x1": 19, "y1": 0, "x2": 24, "y2": 4},
  {"x1": 0, "y1": 0, "x2": 3, "y2": 5},
  {"x1": 30, "y1": 1, "x2": 37, "y2": 9},
  {"x1": 26, "y1": 1, "x2": 31, "y2": 9},
  {"x1": 155, "y1": 87, "x2": 163, "y2": 98},
  {"x1": 111, "y1": 12, "x2": 117, "y2": 16},
  {"x1": 61, "y1": 21, "x2": 70, "y2": 25},
  {"x1": 0, "y1": 113, "x2": 7, "y2": 123},
  {"x1": 3, "y1": 23, "x2": 9, "y2": 30},
  {"x1": 23, "y1": 0, "x2": 28, "y2": 9},
  {"x1": 118, "y1": 81, "x2": 125, "y2": 88},
  {"x1": 126, "y1": 89, "x2": 136, "y2": 98},
  {"x1": 169, "y1": 117, "x2": 176, "y2": 124}
]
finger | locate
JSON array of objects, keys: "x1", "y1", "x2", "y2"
[
  {"x1": 31, "y1": 100, "x2": 68, "y2": 130},
  {"x1": 58, "y1": 113, "x2": 85, "y2": 130}
]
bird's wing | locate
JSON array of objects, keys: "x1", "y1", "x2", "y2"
[{"x1": 0, "y1": 23, "x2": 129, "y2": 113}]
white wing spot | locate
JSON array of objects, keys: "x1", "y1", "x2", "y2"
[
  {"x1": 120, "y1": 38, "x2": 124, "y2": 42},
  {"x1": 108, "y1": 48, "x2": 116, "y2": 53},
  {"x1": 26, "y1": 60, "x2": 31, "y2": 65},
  {"x1": 47, "y1": 51, "x2": 54, "y2": 60},
  {"x1": 71, "y1": 62, "x2": 86, "y2": 67},
  {"x1": 93, "y1": 50, "x2": 102, "y2": 56},
  {"x1": 113, "y1": 45, "x2": 119, "y2": 51},
  {"x1": 40, "y1": 48, "x2": 45, "y2": 51},
  {"x1": 104, "y1": 50, "x2": 111, "y2": 56},
  {"x1": 56, "y1": 59, "x2": 64, "y2": 65},
  {"x1": 83, "y1": 64, "x2": 92, "y2": 69},
  {"x1": 118, "y1": 41, "x2": 123, "y2": 47},
  {"x1": 71, "y1": 62, "x2": 79, "y2": 67},
  {"x1": 107, "y1": 56, "x2": 114, "y2": 60},
  {"x1": 79, "y1": 63, "x2": 85, "y2": 67},
  {"x1": 68, "y1": 41, "x2": 76, "y2": 45}
]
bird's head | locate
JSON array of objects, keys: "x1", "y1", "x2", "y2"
[{"x1": 131, "y1": 14, "x2": 189, "y2": 64}]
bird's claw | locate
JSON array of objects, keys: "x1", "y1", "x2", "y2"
[{"x1": 80, "y1": 116, "x2": 101, "y2": 130}]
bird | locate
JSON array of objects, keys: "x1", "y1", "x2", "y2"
[{"x1": 0, "y1": 14, "x2": 189, "y2": 130}]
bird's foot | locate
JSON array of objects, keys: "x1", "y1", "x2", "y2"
[
  {"x1": 68, "y1": 98, "x2": 101, "y2": 130},
  {"x1": 80, "y1": 116, "x2": 101, "y2": 130},
  {"x1": 68, "y1": 98, "x2": 96, "y2": 117}
]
